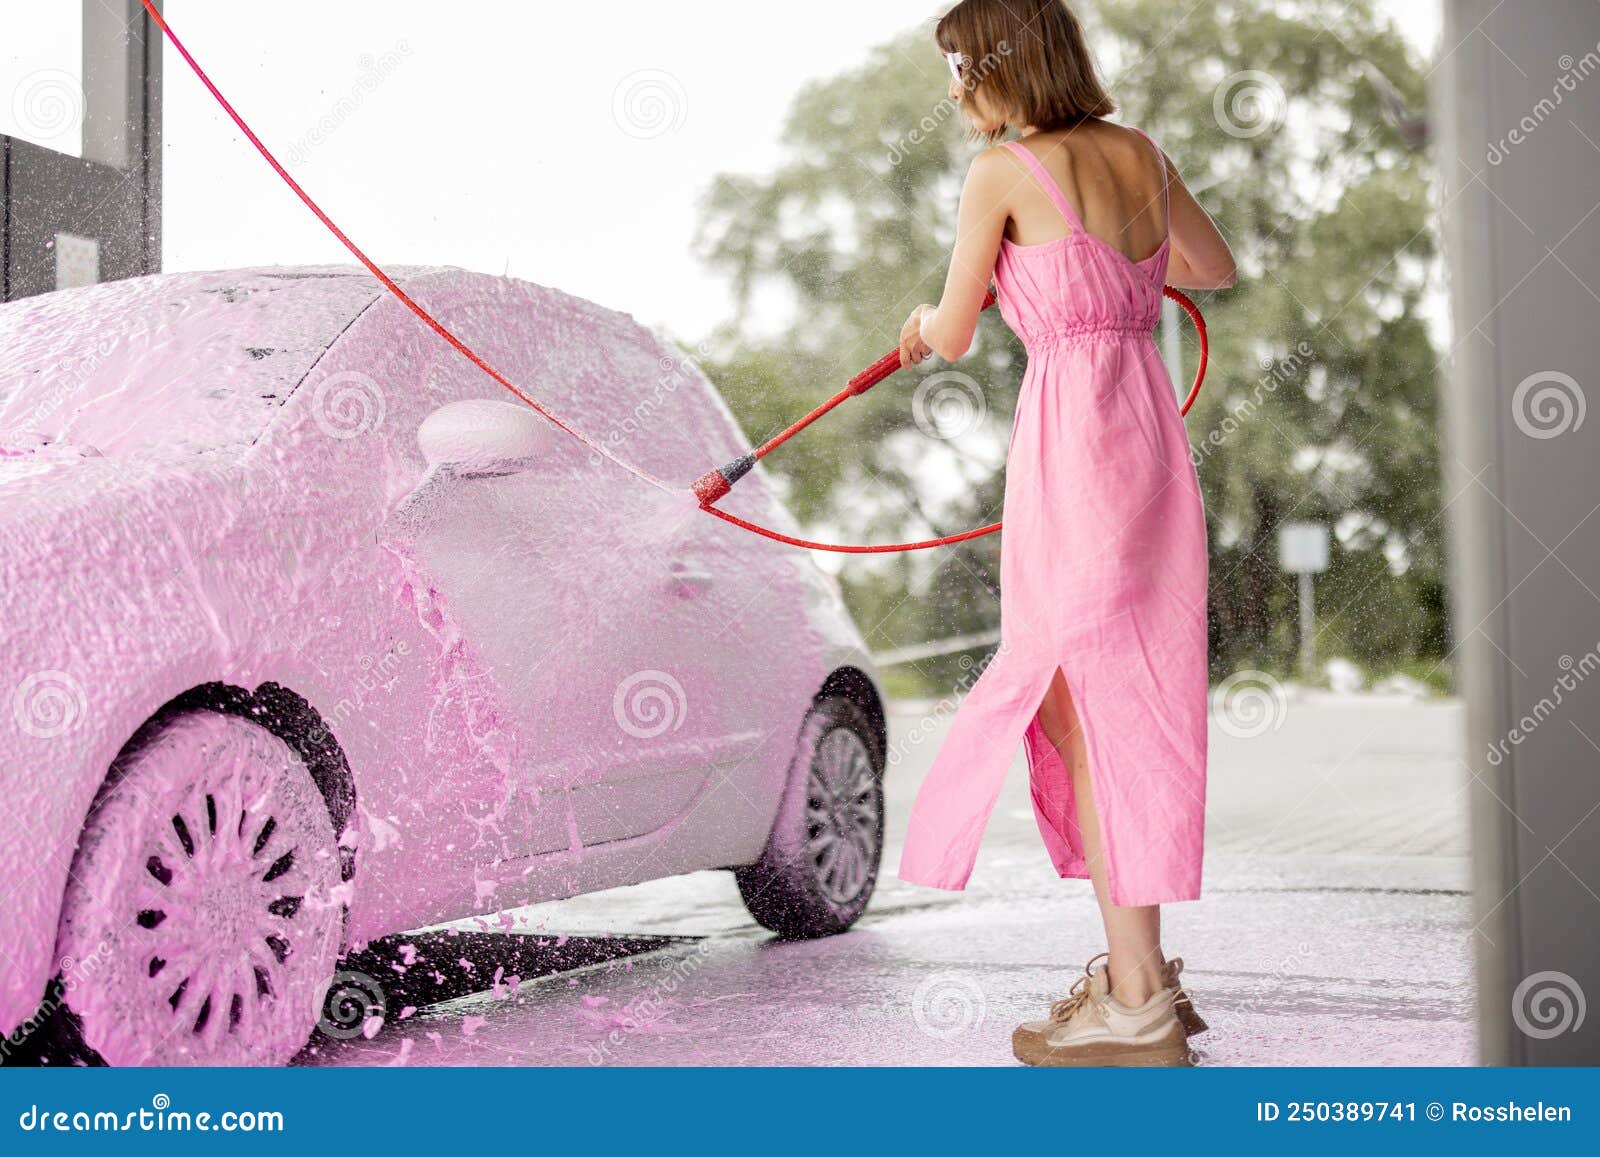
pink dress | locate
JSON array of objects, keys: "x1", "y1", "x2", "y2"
[{"x1": 899, "y1": 132, "x2": 1209, "y2": 907}]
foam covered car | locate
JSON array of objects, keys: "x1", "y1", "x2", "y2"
[{"x1": 0, "y1": 267, "x2": 887, "y2": 1064}]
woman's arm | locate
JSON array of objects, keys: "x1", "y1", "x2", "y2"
[
  {"x1": 899, "y1": 148, "x2": 1010, "y2": 368},
  {"x1": 1160, "y1": 151, "x2": 1236, "y2": 290}
]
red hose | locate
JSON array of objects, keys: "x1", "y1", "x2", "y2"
[
  {"x1": 696, "y1": 286, "x2": 1207, "y2": 552},
  {"x1": 140, "y1": 0, "x2": 1209, "y2": 555}
]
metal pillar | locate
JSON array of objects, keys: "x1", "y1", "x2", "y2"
[
  {"x1": 1436, "y1": 0, "x2": 1600, "y2": 1065},
  {"x1": 1, "y1": 0, "x2": 161, "y2": 301}
]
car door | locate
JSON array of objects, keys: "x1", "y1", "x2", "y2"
[
  {"x1": 393, "y1": 286, "x2": 760, "y2": 856},
  {"x1": 398, "y1": 449, "x2": 723, "y2": 853},
  {"x1": 581, "y1": 327, "x2": 820, "y2": 832}
]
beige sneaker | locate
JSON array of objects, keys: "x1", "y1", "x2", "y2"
[
  {"x1": 1029, "y1": 951, "x2": 1208, "y2": 1036},
  {"x1": 1013, "y1": 957, "x2": 1192, "y2": 1067}
]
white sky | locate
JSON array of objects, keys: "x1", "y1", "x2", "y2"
[{"x1": 3, "y1": 1, "x2": 1441, "y2": 342}]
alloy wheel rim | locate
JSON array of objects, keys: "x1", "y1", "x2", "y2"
[{"x1": 804, "y1": 727, "x2": 880, "y2": 905}]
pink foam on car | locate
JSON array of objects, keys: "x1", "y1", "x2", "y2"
[{"x1": 0, "y1": 266, "x2": 876, "y2": 1052}]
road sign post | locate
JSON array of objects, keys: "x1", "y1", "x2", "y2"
[{"x1": 1278, "y1": 521, "x2": 1329, "y2": 680}]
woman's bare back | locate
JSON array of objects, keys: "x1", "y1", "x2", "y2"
[{"x1": 1000, "y1": 120, "x2": 1170, "y2": 262}]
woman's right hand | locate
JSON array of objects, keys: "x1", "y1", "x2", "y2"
[{"x1": 899, "y1": 305, "x2": 935, "y2": 369}]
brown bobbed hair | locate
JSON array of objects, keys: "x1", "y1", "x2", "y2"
[{"x1": 936, "y1": 0, "x2": 1115, "y2": 142}]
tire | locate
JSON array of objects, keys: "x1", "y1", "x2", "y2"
[
  {"x1": 736, "y1": 695, "x2": 885, "y2": 939},
  {"x1": 55, "y1": 710, "x2": 344, "y2": 1065}
]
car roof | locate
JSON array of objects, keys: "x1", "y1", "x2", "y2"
[{"x1": 0, "y1": 266, "x2": 398, "y2": 457}]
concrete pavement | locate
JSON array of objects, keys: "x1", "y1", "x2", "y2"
[{"x1": 304, "y1": 692, "x2": 1475, "y2": 1066}]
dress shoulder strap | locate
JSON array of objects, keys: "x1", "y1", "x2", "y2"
[{"x1": 1000, "y1": 138, "x2": 1084, "y2": 233}]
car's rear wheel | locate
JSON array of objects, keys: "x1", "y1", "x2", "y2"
[
  {"x1": 56, "y1": 710, "x2": 343, "y2": 1066},
  {"x1": 736, "y1": 696, "x2": 884, "y2": 939}
]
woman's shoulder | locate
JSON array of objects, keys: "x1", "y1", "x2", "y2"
[
  {"x1": 1101, "y1": 120, "x2": 1165, "y2": 160},
  {"x1": 972, "y1": 140, "x2": 1022, "y2": 168},
  {"x1": 965, "y1": 142, "x2": 1026, "y2": 192},
  {"x1": 965, "y1": 123, "x2": 1159, "y2": 185}
]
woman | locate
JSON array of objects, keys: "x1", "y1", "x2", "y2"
[{"x1": 896, "y1": 0, "x2": 1236, "y2": 1066}]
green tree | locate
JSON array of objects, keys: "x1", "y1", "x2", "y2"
[{"x1": 696, "y1": 0, "x2": 1444, "y2": 690}]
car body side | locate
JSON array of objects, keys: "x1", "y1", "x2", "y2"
[{"x1": 0, "y1": 267, "x2": 881, "y2": 1038}]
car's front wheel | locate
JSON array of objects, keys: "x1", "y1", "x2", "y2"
[
  {"x1": 736, "y1": 695, "x2": 885, "y2": 939},
  {"x1": 56, "y1": 709, "x2": 344, "y2": 1065}
]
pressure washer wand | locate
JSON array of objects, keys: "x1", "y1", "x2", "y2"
[{"x1": 692, "y1": 291, "x2": 998, "y2": 505}]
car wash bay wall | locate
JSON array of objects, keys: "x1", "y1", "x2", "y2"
[
  {"x1": 1437, "y1": 0, "x2": 1600, "y2": 1065},
  {"x1": 2, "y1": 0, "x2": 160, "y2": 302}
]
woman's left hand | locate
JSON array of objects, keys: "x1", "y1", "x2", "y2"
[{"x1": 899, "y1": 305, "x2": 936, "y2": 369}]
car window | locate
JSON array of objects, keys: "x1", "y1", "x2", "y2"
[
  {"x1": 559, "y1": 321, "x2": 750, "y2": 487},
  {"x1": 402, "y1": 284, "x2": 751, "y2": 490}
]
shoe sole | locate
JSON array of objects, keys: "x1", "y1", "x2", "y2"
[{"x1": 1012, "y1": 1022, "x2": 1193, "y2": 1068}]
